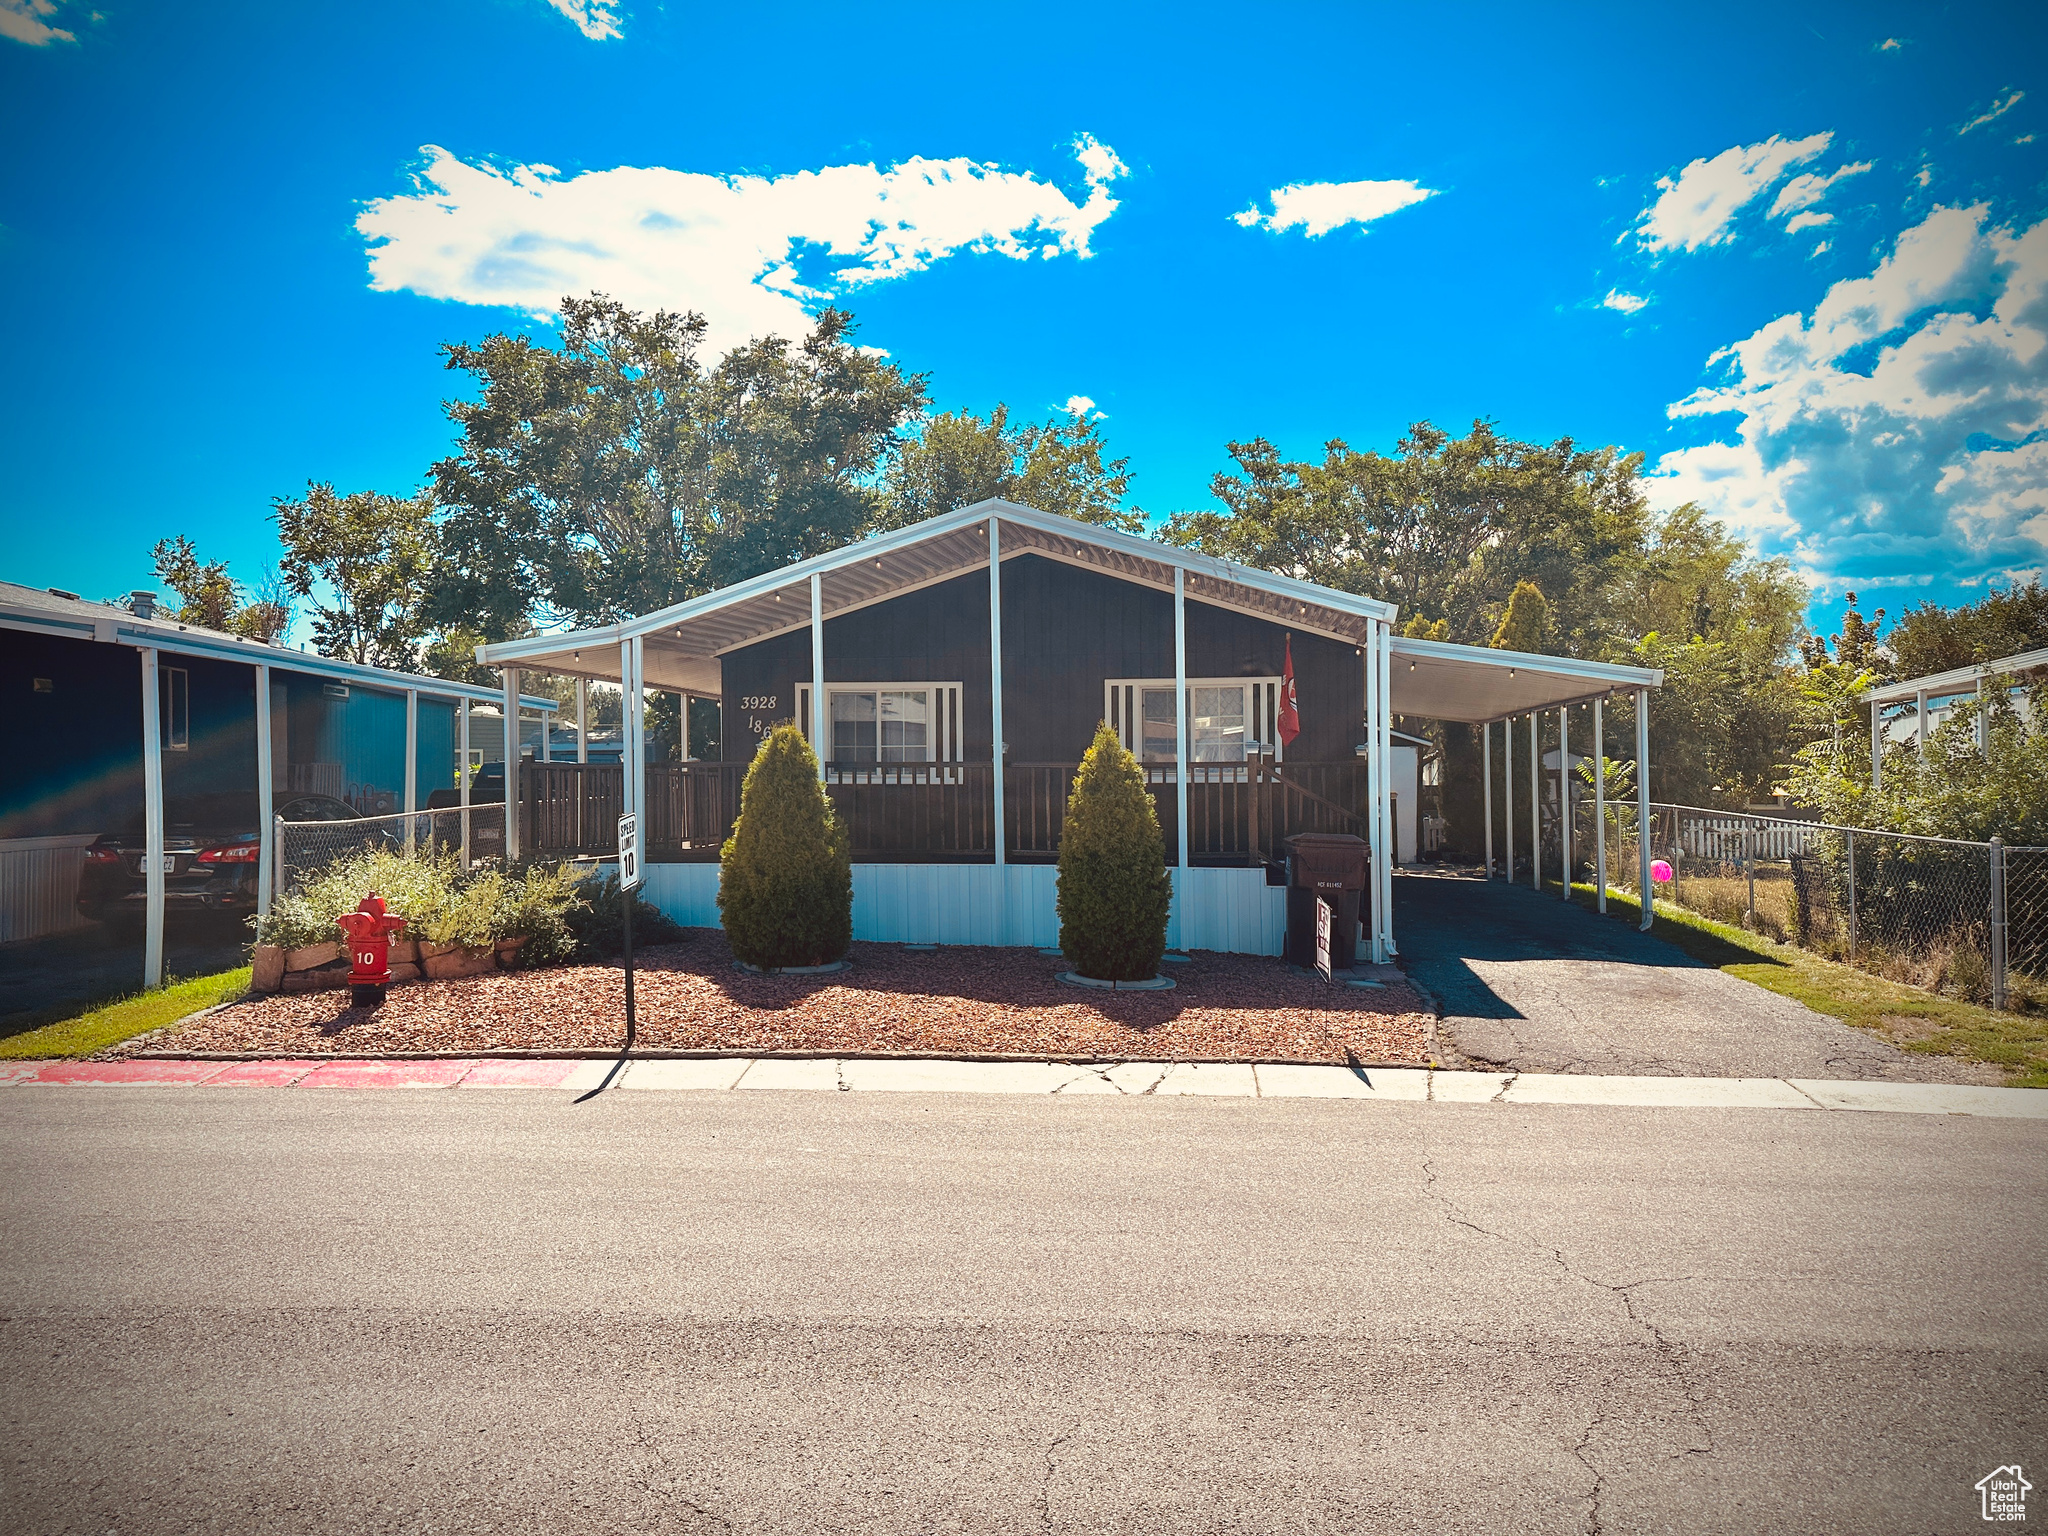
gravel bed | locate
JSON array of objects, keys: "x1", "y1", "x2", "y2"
[{"x1": 141, "y1": 930, "x2": 1435, "y2": 1064}]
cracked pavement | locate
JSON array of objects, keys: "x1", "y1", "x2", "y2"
[
  {"x1": 4, "y1": 1086, "x2": 2040, "y2": 1533},
  {"x1": 1395, "y1": 872, "x2": 2003, "y2": 1083}
]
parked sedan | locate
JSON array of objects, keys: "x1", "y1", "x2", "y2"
[{"x1": 76, "y1": 792, "x2": 360, "y2": 932}]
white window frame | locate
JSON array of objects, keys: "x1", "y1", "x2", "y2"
[
  {"x1": 1104, "y1": 677, "x2": 1285, "y2": 768},
  {"x1": 160, "y1": 665, "x2": 189, "y2": 751},
  {"x1": 797, "y1": 682, "x2": 965, "y2": 780}
]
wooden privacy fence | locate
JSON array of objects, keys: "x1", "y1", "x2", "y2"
[{"x1": 521, "y1": 758, "x2": 1368, "y2": 865}]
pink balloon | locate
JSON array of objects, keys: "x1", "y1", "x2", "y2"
[{"x1": 1651, "y1": 860, "x2": 1674, "y2": 883}]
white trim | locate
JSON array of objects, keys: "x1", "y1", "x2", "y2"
[
  {"x1": 1390, "y1": 633, "x2": 1662, "y2": 689},
  {"x1": 989, "y1": 518, "x2": 1006, "y2": 871},
  {"x1": 1863, "y1": 645, "x2": 2048, "y2": 705},
  {"x1": 476, "y1": 499, "x2": 1398, "y2": 670}
]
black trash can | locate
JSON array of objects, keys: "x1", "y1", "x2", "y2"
[{"x1": 1284, "y1": 832, "x2": 1369, "y2": 972}]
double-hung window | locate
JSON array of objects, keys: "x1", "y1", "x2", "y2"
[
  {"x1": 797, "y1": 682, "x2": 964, "y2": 776},
  {"x1": 1104, "y1": 677, "x2": 1285, "y2": 766}
]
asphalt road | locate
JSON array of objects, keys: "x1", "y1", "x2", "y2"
[
  {"x1": 1395, "y1": 872, "x2": 2000, "y2": 1083},
  {"x1": 2, "y1": 1088, "x2": 2040, "y2": 1535}
]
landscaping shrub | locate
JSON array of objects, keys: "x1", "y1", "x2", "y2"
[
  {"x1": 566, "y1": 872, "x2": 686, "y2": 956},
  {"x1": 718, "y1": 723, "x2": 853, "y2": 969},
  {"x1": 253, "y1": 846, "x2": 588, "y2": 964},
  {"x1": 1057, "y1": 721, "x2": 1172, "y2": 982}
]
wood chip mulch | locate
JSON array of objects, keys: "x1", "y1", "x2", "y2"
[{"x1": 138, "y1": 930, "x2": 1436, "y2": 1064}]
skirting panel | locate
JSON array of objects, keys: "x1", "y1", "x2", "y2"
[{"x1": 641, "y1": 860, "x2": 1287, "y2": 955}]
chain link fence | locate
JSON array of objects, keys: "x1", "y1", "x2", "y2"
[
  {"x1": 274, "y1": 805, "x2": 506, "y2": 899},
  {"x1": 1568, "y1": 799, "x2": 2044, "y2": 1013}
]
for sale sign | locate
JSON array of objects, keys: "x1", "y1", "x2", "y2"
[{"x1": 617, "y1": 813, "x2": 640, "y2": 892}]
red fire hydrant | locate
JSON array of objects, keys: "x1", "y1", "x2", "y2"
[{"x1": 336, "y1": 893, "x2": 407, "y2": 1008}]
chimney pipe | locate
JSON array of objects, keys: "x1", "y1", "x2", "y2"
[{"x1": 130, "y1": 591, "x2": 157, "y2": 620}]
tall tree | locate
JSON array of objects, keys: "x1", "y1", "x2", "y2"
[
  {"x1": 878, "y1": 402, "x2": 1139, "y2": 532},
  {"x1": 429, "y1": 296, "x2": 926, "y2": 635},
  {"x1": 146, "y1": 536, "x2": 291, "y2": 642},
  {"x1": 1491, "y1": 581, "x2": 1550, "y2": 651},
  {"x1": 273, "y1": 483, "x2": 436, "y2": 670},
  {"x1": 1158, "y1": 420, "x2": 1650, "y2": 651},
  {"x1": 1884, "y1": 579, "x2": 2048, "y2": 678}
]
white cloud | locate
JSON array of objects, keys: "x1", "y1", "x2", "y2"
[
  {"x1": 1233, "y1": 178, "x2": 1437, "y2": 238},
  {"x1": 1810, "y1": 239, "x2": 1832, "y2": 257},
  {"x1": 1769, "y1": 161, "x2": 1872, "y2": 218},
  {"x1": 1784, "y1": 211, "x2": 1832, "y2": 234},
  {"x1": 542, "y1": 0, "x2": 622, "y2": 40},
  {"x1": 1, "y1": 0, "x2": 76, "y2": 45},
  {"x1": 1646, "y1": 204, "x2": 2048, "y2": 589},
  {"x1": 1060, "y1": 394, "x2": 1101, "y2": 418},
  {"x1": 357, "y1": 137, "x2": 1127, "y2": 351},
  {"x1": 1878, "y1": 37, "x2": 1904, "y2": 51},
  {"x1": 1960, "y1": 90, "x2": 2024, "y2": 135},
  {"x1": 1602, "y1": 289, "x2": 1648, "y2": 314},
  {"x1": 1632, "y1": 132, "x2": 1832, "y2": 253}
]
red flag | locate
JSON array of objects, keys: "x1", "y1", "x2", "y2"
[{"x1": 1277, "y1": 634, "x2": 1301, "y2": 747}]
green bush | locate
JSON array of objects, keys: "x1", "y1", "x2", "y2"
[
  {"x1": 1057, "y1": 721, "x2": 1172, "y2": 981},
  {"x1": 566, "y1": 872, "x2": 687, "y2": 956},
  {"x1": 718, "y1": 723, "x2": 853, "y2": 968},
  {"x1": 253, "y1": 846, "x2": 588, "y2": 966}
]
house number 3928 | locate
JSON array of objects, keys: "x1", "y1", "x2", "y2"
[{"x1": 740, "y1": 695, "x2": 777, "y2": 710}]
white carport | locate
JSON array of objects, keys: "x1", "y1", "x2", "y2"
[
  {"x1": 1862, "y1": 645, "x2": 2048, "y2": 786},
  {"x1": 1391, "y1": 636, "x2": 1664, "y2": 930}
]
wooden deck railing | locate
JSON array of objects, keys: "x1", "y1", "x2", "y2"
[{"x1": 522, "y1": 758, "x2": 1367, "y2": 865}]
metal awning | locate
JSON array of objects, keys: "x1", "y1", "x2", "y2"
[
  {"x1": 1389, "y1": 635, "x2": 1662, "y2": 724},
  {"x1": 1863, "y1": 646, "x2": 2048, "y2": 706},
  {"x1": 476, "y1": 499, "x2": 1401, "y2": 689}
]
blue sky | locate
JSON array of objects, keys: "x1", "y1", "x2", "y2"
[{"x1": 4, "y1": 0, "x2": 2044, "y2": 645}]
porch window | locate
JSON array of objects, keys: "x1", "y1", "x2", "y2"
[
  {"x1": 797, "y1": 682, "x2": 963, "y2": 766},
  {"x1": 1106, "y1": 677, "x2": 1284, "y2": 763},
  {"x1": 160, "y1": 665, "x2": 189, "y2": 752}
]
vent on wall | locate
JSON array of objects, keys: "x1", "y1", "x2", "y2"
[{"x1": 322, "y1": 683, "x2": 349, "y2": 699}]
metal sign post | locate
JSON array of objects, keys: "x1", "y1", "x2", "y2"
[
  {"x1": 1315, "y1": 895, "x2": 1334, "y2": 984},
  {"x1": 617, "y1": 813, "x2": 640, "y2": 1047}
]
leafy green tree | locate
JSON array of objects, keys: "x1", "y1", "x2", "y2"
[
  {"x1": 879, "y1": 401, "x2": 1139, "y2": 532},
  {"x1": 1884, "y1": 579, "x2": 2048, "y2": 678},
  {"x1": 273, "y1": 483, "x2": 436, "y2": 669},
  {"x1": 147, "y1": 537, "x2": 291, "y2": 642},
  {"x1": 430, "y1": 297, "x2": 926, "y2": 636},
  {"x1": 1159, "y1": 420, "x2": 1650, "y2": 653},
  {"x1": 1779, "y1": 688, "x2": 2048, "y2": 844},
  {"x1": 1491, "y1": 581, "x2": 1550, "y2": 651},
  {"x1": 717, "y1": 724, "x2": 853, "y2": 969},
  {"x1": 1057, "y1": 722, "x2": 1172, "y2": 981}
]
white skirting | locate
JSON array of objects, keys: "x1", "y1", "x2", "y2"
[
  {"x1": 0, "y1": 834, "x2": 98, "y2": 945},
  {"x1": 639, "y1": 862, "x2": 1287, "y2": 955}
]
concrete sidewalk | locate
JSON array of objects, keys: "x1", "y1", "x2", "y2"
[{"x1": 5, "y1": 1055, "x2": 2043, "y2": 1116}]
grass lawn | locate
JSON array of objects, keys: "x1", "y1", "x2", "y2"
[
  {"x1": 1564, "y1": 883, "x2": 2048, "y2": 1088},
  {"x1": 0, "y1": 969, "x2": 252, "y2": 1061}
]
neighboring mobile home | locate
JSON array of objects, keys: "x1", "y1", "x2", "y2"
[
  {"x1": 479, "y1": 501, "x2": 1664, "y2": 959},
  {"x1": 0, "y1": 581, "x2": 556, "y2": 975}
]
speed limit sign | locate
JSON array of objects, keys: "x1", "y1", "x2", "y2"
[{"x1": 617, "y1": 813, "x2": 641, "y2": 892}]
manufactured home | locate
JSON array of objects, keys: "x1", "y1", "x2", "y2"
[{"x1": 478, "y1": 501, "x2": 1664, "y2": 959}]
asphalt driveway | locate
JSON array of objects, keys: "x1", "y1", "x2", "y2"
[{"x1": 1393, "y1": 870, "x2": 1999, "y2": 1083}]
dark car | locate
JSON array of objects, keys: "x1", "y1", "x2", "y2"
[{"x1": 76, "y1": 792, "x2": 360, "y2": 932}]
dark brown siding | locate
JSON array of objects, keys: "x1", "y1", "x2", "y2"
[{"x1": 720, "y1": 554, "x2": 1365, "y2": 763}]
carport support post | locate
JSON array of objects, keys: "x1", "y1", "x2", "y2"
[
  {"x1": 1481, "y1": 719, "x2": 1493, "y2": 880},
  {"x1": 1364, "y1": 624, "x2": 1382, "y2": 962},
  {"x1": 139, "y1": 647, "x2": 164, "y2": 989},
  {"x1": 255, "y1": 662, "x2": 274, "y2": 919},
  {"x1": 576, "y1": 679, "x2": 588, "y2": 764},
  {"x1": 1174, "y1": 568, "x2": 1190, "y2": 890},
  {"x1": 1635, "y1": 688, "x2": 1652, "y2": 932},
  {"x1": 1503, "y1": 717, "x2": 1514, "y2": 884},
  {"x1": 810, "y1": 573, "x2": 827, "y2": 784},
  {"x1": 459, "y1": 698, "x2": 471, "y2": 870},
  {"x1": 502, "y1": 667, "x2": 521, "y2": 863},
  {"x1": 1379, "y1": 619, "x2": 1394, "y2": 957},
  {"x1": 1870, "y1": 700, "x2": 1883, "y2": 791},
  {"x1": 1593, "y1": 698, "x2": 1606, "y2": 915},
  {"x1": 1528, "y1": 712, "x2": 1540, "y2": 893},
  {"x1": 1558, "y1": 705, "x2": 1571, "y2": 900},
  {"x1": 404, "y1": 688, "x2": 418, "y2": 854}
]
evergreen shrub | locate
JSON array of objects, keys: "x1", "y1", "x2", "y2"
[
  {"x1": 1057, "y1": 721, "x2": 1172, "y2": 981},
  {"x1": 718, "y1": 723, "x2": 853, "y2": 968}
]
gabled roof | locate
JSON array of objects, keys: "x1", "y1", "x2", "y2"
[
  {"x1": 0, "y1": 580, "x2": 557, "y2": 710},
  {"x1": 475, "y1": 499, "x2": 1400, "y2": 689},
  {"x1": 1863, "y1": 645, "x2": 2048, "y2": 707}
]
